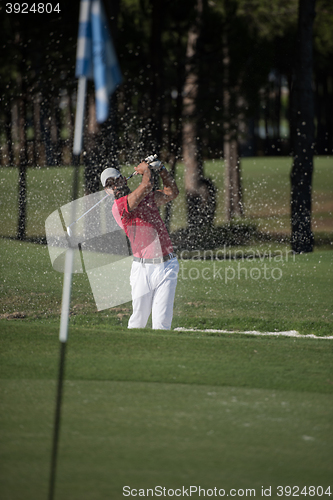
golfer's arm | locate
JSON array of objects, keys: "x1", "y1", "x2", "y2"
[
  {"x1": 154, "y1": 168, "x2": 179, "y2": 207},
  {"x1": 127, "y1": 170, "x2": 153, "y2": 212}
]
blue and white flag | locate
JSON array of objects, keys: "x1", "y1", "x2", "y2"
[{"x1": 75, "y1": 0, "x2": 122, "y2": 123}]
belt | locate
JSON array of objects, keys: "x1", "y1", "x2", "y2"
[{"x1": 133, "y1": 252, "x2": 176, "y2": 264}]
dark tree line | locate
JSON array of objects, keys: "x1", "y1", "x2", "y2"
[{"x1": 0, "y1": 0, "x2": 332, "y2": 251}]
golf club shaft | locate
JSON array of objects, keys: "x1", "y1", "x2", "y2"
[
  {"x1": 126, "y1": 171, "x2": 137, "y2": 180},
  {"x1": 68, "y1": 172, "x2": 136, "y2": 233},
  {"x1": 68, "y1": 193, "x2": 110, "y2": 229}
]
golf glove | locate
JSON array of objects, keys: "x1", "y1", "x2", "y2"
[
  {"x1": 144, "y1": 154, "x2": 163, "y2": 171},
  {"x1": 144, "y1": 154, "x2": 157, "y2": 164}
]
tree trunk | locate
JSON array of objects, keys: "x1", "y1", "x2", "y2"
[
  {"x1": 164, "y1": 30, "x2": 184, "y2": 233},
  {"x1": 275, "y1": 72, "x2": 282, "y2": 144},
  {"x1": 65, "y1": 90, "x2": 74, "y2": 165},
  {"x1": 290, "y1": 0, "x2": 316, "y2": 253},
  {"x1": 17, "y1": 91, "x2": 28, "y2": 240},
  {"x1": 33, "y1": 93, "x2": 42, "y2": 166},
  {"x1": 223, "y1": 33, "x2": 243, "y2": 221},
  {"x1": 54, "y1": 96, "x2": 63, "y2": 165},
  {"x1": 182, "y1": 0, "x2": 216, "y2": 230},
  {"x1": 315, "y1": 73, "x2": 332, "y2": 155},
  {"x1": 224, "y1": 137, "x2": 242, "y2": 219},
  {"x1": 100, "y1": 94, "x2": 120, "y2": 164},
  {"x1": 5, "y1": 107, "x2": 14, "y2": 166},
  {"x1": 41, "y1": 99, "x2": 52, "y2": 166},
  {"x1": 11, "y1": 100, "x2": 20, "y2": 166},
  {"x1": 84, "y1": 92, "x2": 100, "y2": 194},
  {"x1": 264, "y1": 84, "x2": 270, "y2": 153}
]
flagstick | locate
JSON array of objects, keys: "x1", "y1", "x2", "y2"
[
  {"x1": 48, "y1": 248, "x2": 74, "y2": 500},
  {"x1": 48, "y1": 74, "x2": 86, "y2": 500},
  {"x1": 48, "y1": 340, "x2": 66, "y2": 500},
  {"x1": 73, "y1": 76, "x2": 87, "y2": 156}
]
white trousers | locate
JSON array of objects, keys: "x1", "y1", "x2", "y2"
[{"x1": 128, "y1": 257, "x2": 179, "y2": 330}]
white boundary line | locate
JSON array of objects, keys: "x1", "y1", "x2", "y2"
[{"x1": 174, "y1": 327, "x2": 333, "y2": 340}]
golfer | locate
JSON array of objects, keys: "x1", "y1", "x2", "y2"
[{"x1": 101, "y1": 157, "x2": 179, "y2": 330}]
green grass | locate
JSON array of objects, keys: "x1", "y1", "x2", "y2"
[
  {"x1": 0, "y1": 324, "x2": 332, "y2": 500},
  {"x1": 0, "y1": 158, "x2": 332, "y2": 500},
  {"x1": 1, "y1": 324, "x2": 332, "y2": 391},
  {"x1": 0, "y1": 156, "x2": 332, "y2": 238}
]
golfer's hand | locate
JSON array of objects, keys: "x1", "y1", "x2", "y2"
[
  {"x1": 149, "y1": 160, "x2": 163, "y2": 170},
  {"x1": 135, "y1": 161, "x2": 151, "y2": 176}
]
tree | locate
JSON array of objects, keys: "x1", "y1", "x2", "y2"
[
  {"x1": 1, "y1": 0, "x2": 332, "y2": 245},
  {"x1": 182, "y1": 0, "x2": 216, "y2": 230},
  {"x1": 0, "y1": 4, "x2": 79, "y2": 239},
  {"x1": 222, "y1": 6, "x2": 243, "y2": 221},
  {"x1": 313, "y1": 0, "x2": 333, "y2": 154},
  {"x1": 290, "y1": 0, "x2": 316, "y2": 253},
  {"x1": 17, "y1": 62, "x2": 28, "y2": 241}
]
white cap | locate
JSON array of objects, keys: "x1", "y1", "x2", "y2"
[{"x1": 100, "y1": 167, "x2": 121, "y2": 187}]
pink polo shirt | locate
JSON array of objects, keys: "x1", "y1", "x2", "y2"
[{"x1": 112, "y1": 192, "x2": 174, "y2": 259}]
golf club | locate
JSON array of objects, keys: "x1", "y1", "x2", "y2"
[
  {"x1": 66, "y1": 192, "x2": 110, "y2": 236},
  {"x1": 66, "y1": 171, "x2": 139, "y2": 236},
  {"x1": 126, "y1": 171, "x2": 137, "y2": 180},
  {"x1": 66, "y1": 163, "x2": 148, "y2": 237}
]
